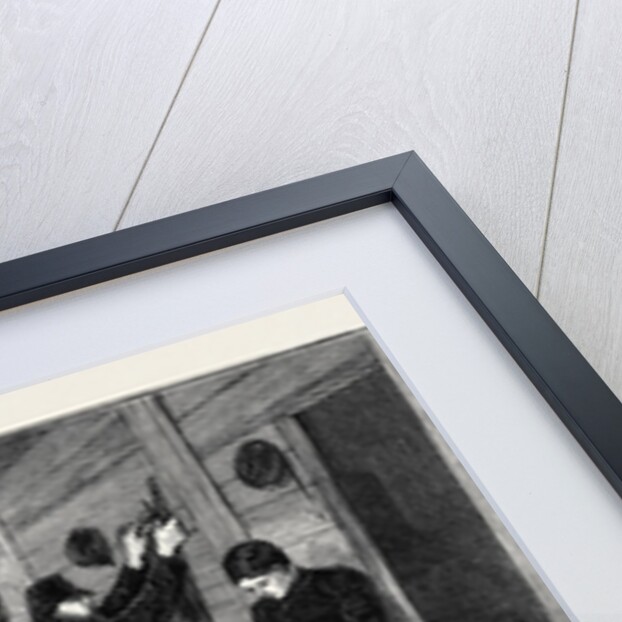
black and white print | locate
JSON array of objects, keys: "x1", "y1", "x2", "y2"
[{"x1": 0, "y1": 329, "x2": 569, "y2": 622}]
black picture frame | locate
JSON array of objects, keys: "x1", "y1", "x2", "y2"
[{"x1": 1, "y1": 150, "x2": 621, "y2": 500}]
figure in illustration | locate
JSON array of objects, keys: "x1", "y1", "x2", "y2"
[
  {"x1": 26, "y1": 517, "x2": 188, "y2": 622},
  {"x1": 223, "y1": 540, "x2": 387, "y2": 622}
]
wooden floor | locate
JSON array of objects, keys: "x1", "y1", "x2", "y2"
[{"x1": 2, "y1": 2, "x2": 620, "y2": 400}]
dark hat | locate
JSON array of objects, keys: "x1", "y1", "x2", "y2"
[
  {"x1": 222, "y1": 540, "x2": 291, "y2": 583},
  {"x1": 64, "y1": 527, "x2": 114, "y2": 567},
  {"x1": 26, "y1": 575, "x2": 93, "y2": 622},
  {"x1": 234, "y1": 440, "x2": 291, "y2": 489}
]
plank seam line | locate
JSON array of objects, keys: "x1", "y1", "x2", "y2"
[
  {"x1": 535, "y1": 0, "x2": 581, "y2": 298},
  {"x1": 113, "y1": 0, "x2": 225, "y2": 232}
]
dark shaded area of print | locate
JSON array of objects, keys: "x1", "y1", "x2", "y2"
[
  {"x1": 0, "y1": 596, "x2": 9, "y2": 622},
  {"x1": 299, "y1": 363, "x2": 550, "y2": 622}
]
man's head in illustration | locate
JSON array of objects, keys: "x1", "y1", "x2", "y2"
[
  {"x1": 64, "y1": 527, "x2": 115, "y2": 567},
  {"x1": 26, "y1": 574, "x2": 95, "y2": 621},
  {"x1": 223, "y1": 540, "x2": 298, "y2": 600}
]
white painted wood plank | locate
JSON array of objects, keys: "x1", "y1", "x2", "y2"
[
  {"x1": 538, "y1": 1, "x2": 622, "y2": 400},
  {"x1": 0, "y1": 527, "x2": 31, "y2": 622},
  {"x1": 0, "y1": 0, "x2": 217, "y2": 262},
  {"x1": 120, "y1": 0, "x2": 575, "y2": 290}
]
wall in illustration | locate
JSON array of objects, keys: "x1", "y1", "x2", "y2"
[
  {"x1": 198, "y1": 424, "x2": 357, "y2": 567},
  {"x1": 155, "y1": 331, "x2": 414, "y2": 621},
  {"x1": 299, "y1": 361, "x2": 554, "y2": 621},
  {"x1": 0, "y1": 410, "x2": 215, "y2": 622},
  {"x1": 0, "y1": 413, "x2": 154, "y2": 581}
]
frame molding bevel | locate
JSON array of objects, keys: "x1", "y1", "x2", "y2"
[{"x1": 1, "y1": 151, "x2": 621, "y2": 498}]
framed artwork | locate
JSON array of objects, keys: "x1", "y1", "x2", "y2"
[{"x1": 0, "y1": 152, "x2": 620, "y2": 620}]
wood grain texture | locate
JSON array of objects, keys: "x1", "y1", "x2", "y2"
[
  {"x1": 285, "y1": 525, "x2": 360, "y2": 570},
  {"x1": 239, "y1": 486, "x2": 331, "y2": 545},
  {"x1": 0, "y1": 527, "x2": 31, "y2": 622},
  {"x1": 119, "y1": 0, "x2": 576, "y2": 289},
  {"x1": 538, "y1": 1, "x2": 622, "y2": 400},
  {"x1": 120, "y1": 398, "x2": 248, "y2": 546},
  {"x1": 162, "y1": 332, "x2": 377, "y2": 453},
  {"x1": 0, "y1": 412, "x2": 155, "y2": 575},
  {"x1": 0, "y1": 0, "x2": 217, "y2": 262}
]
